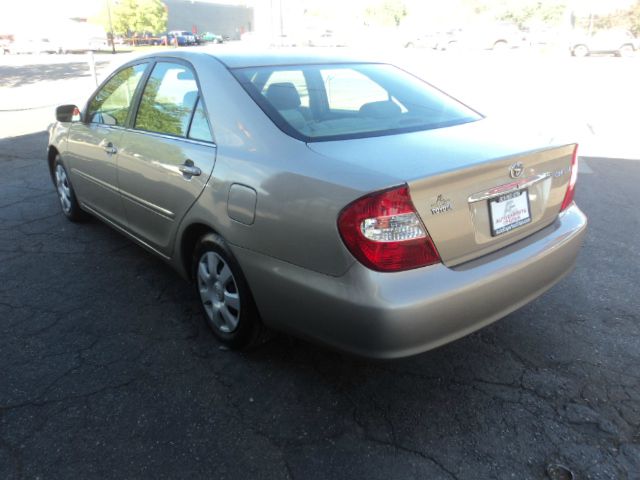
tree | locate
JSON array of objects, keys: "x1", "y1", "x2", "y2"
[
  {"x1": 628, "y1": 1, "x2": 640, "y2": 37},
  {"x1": 578, "y1": 0, "x2": 640, "y2": 36},
  {"x1": 98, "y1": 0, "x2": 167, "y2": 36},
  {"x1": 365, "y1": 0, "x2": 408, "y2": 27},
  {"x1": 463, "y1": 0, "x2": 568, "y2": 28}
]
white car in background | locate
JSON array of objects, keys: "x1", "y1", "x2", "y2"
[
  {"x1": 570, "y1": 29, "x2": 639, "y2": 57},
  {"x1": 6, "y1": 38, "x2": 57, "y2": 54}
]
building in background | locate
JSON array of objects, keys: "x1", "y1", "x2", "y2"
[{"x1": 164, "y1": 0, "x2": 254, "y2": 39}]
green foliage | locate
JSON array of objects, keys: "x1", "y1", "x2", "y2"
[
  {"x1": 629, "y1": 1, "x2": 640, "y2": 37},
  {"x1": 365, "y1": 0, "x2": 408, "y2": 27},
  {"x1": 590, "y1": 1, "x2": 640, "y2": 37},
  {"x1": 500, "y1": 1, "x2": 567, "y2": 28},
  {"x1": 463, "y1": 0, "x2": 567, "y2": 28},
  {"x1": 98, "y1": 0, "x2": 168, "y2": 36},
  {"x1": 135, "y1": 77, "x2": 189, "y2": 136},
  {"x1": 461, "y1": 0, "x2": 640, "y2": 35}
]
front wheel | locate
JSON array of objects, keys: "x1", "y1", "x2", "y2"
[
  {"x1": 53, "y1": 156, "x2": 88, "y2": 222},
  {"x1": 492, "y1": 40, "x2": 508, "y2": 51},
  {"x1": 193, "y1": 233, "x2": 264, "y2": 349}
]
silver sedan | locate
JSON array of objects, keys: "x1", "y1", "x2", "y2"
[{"x1": 48, "y1": 49, "x2": 587, "y2": 358}]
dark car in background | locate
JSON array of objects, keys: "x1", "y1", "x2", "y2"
[
  {"x1": 170, "y1": 30, "x2": 197, "y2": 45},
  {"x1": 158, "y1": 30, "x2": 197, "y2": 46}
]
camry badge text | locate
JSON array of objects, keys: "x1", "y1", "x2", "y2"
[{"x1": 431, "y1": 195, "x2": 453, "y2": 215}]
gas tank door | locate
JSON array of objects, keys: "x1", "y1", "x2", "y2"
[{"x1": 227, "y1": 184, "x2": 257, "y2": 225}]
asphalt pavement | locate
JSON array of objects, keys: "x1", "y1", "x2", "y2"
[{"x1": 1, "y1": 53, "x2": 639, "y2": 480}]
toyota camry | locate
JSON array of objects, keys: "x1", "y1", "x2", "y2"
[{"x1": 47, "y1": 49, "x2": 587, "y2": 358}]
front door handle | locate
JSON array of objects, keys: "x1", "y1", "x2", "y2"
[
  {"x1": 99, "y1": 140, "x2": 117, "y2": 155},
  {"x1": 179, "y1": 160, "x2": 201, "y2": 177}
]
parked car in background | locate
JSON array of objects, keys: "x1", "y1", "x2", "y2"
[
  {"x1": 48, "y1": 50, "x2": 586, "y2": 358},
  {"x1": 54, "y1": 36, "x2": 108, "y2": 53},
  {"x1": 441, "y1": 23, "x2": 527, "y2": 51},
  {"x1": 51, "y1": 20, "x2": 108, "y2": 53},
  {"x1": 306, "y1": 29, "x2": 348, "y2": 47},
  {"x1": 199, "y1": 32, "x2": 224, "y2": 44},
  {"x1": 570, "y1": 29, "x2": 639, "y2": 57},
  {"x1": 404, "y1": 32, "x2": 440, "y2": 49},
  {"x1": 169, "y1": 30, "x2": 197, "y2": 45},
  {"x1": 158, "y1": 32, "x2": 186, "y2": 46},
  {"x1": 159, "y1": 31, "x2": 197, "y2": 46},
  {"x1": 6, "y1": 38, "x2": 57, "y2": 54}
]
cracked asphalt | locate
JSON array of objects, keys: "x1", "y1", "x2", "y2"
[{"x1": 1, "y1": 63, "x2": 640, "y2": 480}]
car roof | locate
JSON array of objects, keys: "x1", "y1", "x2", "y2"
[{"x1": 147, "y1": 47, "x2": 382, "y2": 69}]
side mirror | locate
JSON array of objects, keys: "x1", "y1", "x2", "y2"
[{"x1": 55, "y1": 104, "x2": 82, "y2": 123}]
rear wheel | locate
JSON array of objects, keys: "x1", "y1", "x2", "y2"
[
  {"x1": 193, "y1": 233, "x2": 264, "y2": 349},
  {"x1": 573, "y1": 45, "x2": 589, "y2": 57},
  {"x1": 618, "y1": 44, "x2": 634, "y2": 57},
  {"x1": 53, "y1": 156, "x2": 88, "y2": 222}
]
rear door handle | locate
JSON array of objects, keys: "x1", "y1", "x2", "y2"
[
  {"x1": 99, "y1": 140, "x2": 117, "y2": 155},
  {"x1": 179, "y1": 160, "x2": 201, "y2": 177}
]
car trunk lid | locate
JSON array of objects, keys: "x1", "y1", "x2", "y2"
[{"x1": 307, "y1": 119, "x2": 576, "y2": 267}]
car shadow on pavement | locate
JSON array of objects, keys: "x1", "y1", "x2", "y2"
[
  {"x1": 0, "y1": 131, "x2": 48, "y2": 156},
  {"x1": 0, "y1": 61, "x2": 110, "y2": 88}
]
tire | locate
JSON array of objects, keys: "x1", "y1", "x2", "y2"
[
  {"x1": 492, "y1": 40, "x2": 508, "y2": 51},
  {"x1": 618, "y1": 44, "x2": 634, "y2": 57},
  {"x1": 53, "y1": 156, "x2": 88, "y2": 222},
  {"x1": 573, "y1": 45, "x2": 589, "y2": 57},
  {"x1": 193, "y1": 233, "x2": 264, "y2": 349}
]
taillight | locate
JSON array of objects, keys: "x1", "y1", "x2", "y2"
[
  {"x1": 560, "y1": 145, "x2": 579, "y2": 212},
  {"x1": 338, "y1": 185, "x2": 441, "y2": 272}
]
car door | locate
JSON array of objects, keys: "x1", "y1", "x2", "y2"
[
  {"x1": 65, "y1": 62, "x2": 148, "y2": 226},
  {"x1": 116, "y1": 60, "x2": 217, "y2": 256}
]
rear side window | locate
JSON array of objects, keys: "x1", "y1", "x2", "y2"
[
  {"x1": 232, "y1": 63, "x2": 481, "y2": 142},
  {"x1": 134, "y1": 62, "x2": 199, "y2": 137},
  {"x1": 88, "y1": 63, "x2": 147, "y2": 126},
  {"x1": 188, "y1": 98, "x2": 213, "y2": 143}
]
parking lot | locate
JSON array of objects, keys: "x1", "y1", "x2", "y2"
[{"x1": 1, "y1": 50, "x2": 639, "y2": 479}]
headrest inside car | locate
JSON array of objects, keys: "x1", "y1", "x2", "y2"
[
  {"x1": 265, "y1": 82, "x2": 301, "y2": 110},
  {"x1": 359, "y1": 100, "x2": 402, "y2": 118}
]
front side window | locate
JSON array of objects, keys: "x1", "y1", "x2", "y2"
[
  {"x1": 232, "y1": 63, "x2": 482, "y2": 142},
  {"x1": 87, "y1": 63, "x2": 147, "y2": 126},
  {"x1": 134, "y1": 62, "x2": 199, "y2": 137}
]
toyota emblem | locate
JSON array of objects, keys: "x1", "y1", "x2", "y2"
[{"x1": 509, "y1": 162, "x2": 524, "y2": 178}]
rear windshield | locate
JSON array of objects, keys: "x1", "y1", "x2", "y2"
[{"x1": 231, "y1": 63, "x2": 482, "y2": 142}]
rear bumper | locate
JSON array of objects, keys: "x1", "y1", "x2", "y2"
[{"x1": 233, "y1": 204, "x2": 587, "y2": 359}]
